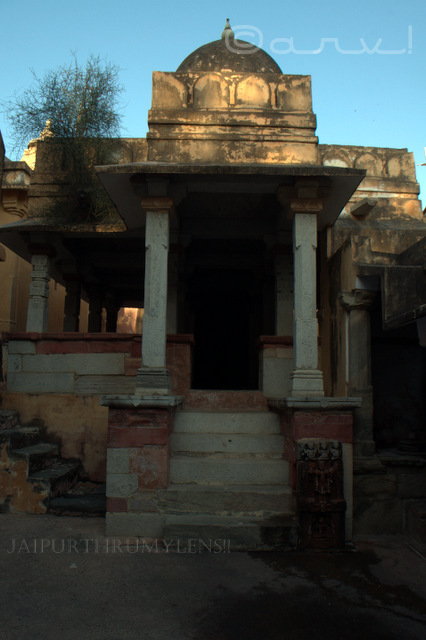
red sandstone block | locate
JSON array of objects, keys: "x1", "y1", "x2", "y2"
[
  {"x1": 108, "y1": 426, "x2": 169, "y2": 448},
  {"x1": 129, "y1": 446, "x2": 169, "y2": 490},
  {"x1": 293, "y1": 424, "x2": 353, "y2": 443},
  {"x1": 130, "y1": 342, "x2": 142, "y2": 358},
  {"x1": 3, "y1": 332, "x2": 40, "y2": 341},
  {"x1": 36, "y1": 341, "x2": 90, "y2": 354},
  {"x1": 87, "y1": 340, "x2": 132, "y2": 353},
  {"x1": 106, "y1": 497, "x2": 127, "y2": 513},
  {"x1": 108, "y1": 409, "x2": 170, "y2": 429},
  {"x1": 124, "y1": 357, "x2": 139, "y2": 376}
]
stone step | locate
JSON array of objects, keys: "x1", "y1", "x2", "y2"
[
  {"x1": 171, "y1": 432, "x2": 284, "y2": 455},
  {"x1": 0, "y1": 409, "x2": 19, "y2": 431},
  {"x1": 173, "y1": 411, "x2": 280, "y2": 435},
  {"x1": 29, "y1": 462, "x2": 80, "y2": 500},
  {"x1": 13, "y1": 443, "x2": 59, "y2": 474},
  {"x1": 0, "y1": 426, "x2": 40, "y2": 449},
  {"x1": 49, "y1": 482, "x2": 106, "y2": 516},
  {"x1": 162, "y1": 513, "x2": 298, "y2": 551},
  {"x1": 169, "y1": 455, "x2": 289, "y2": 485},
  {"x1": 49, "y1": 494, "x2": 106, "y2": 516},
  {"x1": 158, "y1": 484, "x2": 295, "y2": 515}
]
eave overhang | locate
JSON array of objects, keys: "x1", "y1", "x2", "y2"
[{"x1": 96, "y1": 162, "x2": 365, "y2": 231}]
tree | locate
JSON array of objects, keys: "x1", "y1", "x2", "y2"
[{"x1": 3, "y1": 54, "x2": 123, "y2": 221}]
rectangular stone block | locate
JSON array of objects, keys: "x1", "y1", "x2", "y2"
[
  {"x1": 105, "y1": 512, "x2": 165, "y2": 538},
  {"x1": 74, "y1": 376, "x2": 135, "y2": 395},
  {"x1": 7, "y1": 341, "x2": 36, "y2": 355},
  {"x1": 397, "y1": 471, "x2": 426, "y2": 499},
  {"x1": 106, "y1": 473, "x2": 138, "y2": 498},
  {"x1": 7, "y1": 372, "x2": 74, "y2": 394},
  {"x1": 22, "y1": 353, "x2": 126, "y2": 375},
  {"x1": 7, "y1": 355, "x2": 22, "y2": 372},
  {"x1": 108, "y1": 408, "x2": 169, "y2": 429},
  {"x1": 128, "y1": 491, "x2": 160, "y2": 513},
  {"x1": 292, "y1": 411, "x2": 353, "y2": 443},
  {"x1": 130, "y1": 447, "x2": 169, "y2": 490},
  {"x1": 108, "y1": 426, "x2": 168, "y2": 448},
  {"x1": 261, "y1": 357, "x2": 293, "y2": 397},
  {"x1": 36, "y1": 339, "x2": 134, "y2": 355},
  {"x1": 354, "y1": 473, "x2": 397, "y2": 498},
  {"x1": 106, "y1": 448, "x2": 131, "y2": 474},
  {"x1": 106, "y1": 497, "x2": 128, "y2": 513},
  {"x1": 354, "y1": 497, "x2": 403, "y2": 535}
]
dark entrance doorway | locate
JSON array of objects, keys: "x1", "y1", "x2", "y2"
[{"x1": 189, "y1": 267, "x2": 262, "y2": 390}]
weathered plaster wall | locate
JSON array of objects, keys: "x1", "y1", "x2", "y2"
[
  {"x1": 0, "y1": 392, "x2": 108, "y2": 482},
  {"x1": 147, "y1": 71, "x2": 319, "y2": 165}
]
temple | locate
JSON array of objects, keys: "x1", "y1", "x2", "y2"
[{"x1": 1, "y1": 22, "x2": 425, "y2": 548}]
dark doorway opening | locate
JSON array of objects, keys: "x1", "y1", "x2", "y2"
[{"x1": 189, "y1": 268, "x2": 261, "y2": 390}]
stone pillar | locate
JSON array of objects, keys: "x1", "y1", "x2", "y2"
[
  {"x1": 26, "y1": 254, "x2": 51, "y2": 332},
  {"x1": 136, "y1": 198, "x2": 173, "y2": 395},
  {"x1": 104, "y1": 293, "x2": 119, "y2": 333},
  {"x1": 63, "y1": 278, "x2": 81, "y2": 332},
  {"x1": 88, "y1": 296, "x2": 103, "y2": 332},
  {"x1": 290, "y1": 211, "x2": 324, "y2": 396},
  {"x1": 339, "y1": 290, "x2": 376, "y2": 456}
]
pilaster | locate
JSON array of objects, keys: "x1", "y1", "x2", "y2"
[
  {"x1": 136, "y1": 197, "x2": 173, "y2": 395},
  {"x1": 339, "y1": 289, "x2": 377, "y2": 456}
]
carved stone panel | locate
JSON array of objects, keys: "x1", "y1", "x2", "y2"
[{"x1": 297, "y1": 439, "x2": 346, "y2": 549}]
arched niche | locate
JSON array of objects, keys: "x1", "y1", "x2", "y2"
[
  {"x1": 235, "y1": 76, "x2": 271, "y2": 108},
  {"x1": 193, "y1": 73, "x2": 229, "y2": 108},
  {"x1": 322, "y1": 154, "x2": 351, "y2": 168},
  {"x1": 355, "y1": 152, "x2": 384, "y2": 177},
  {"x1": 152, "y1": 73, "x2": 187, "y2": 109}
]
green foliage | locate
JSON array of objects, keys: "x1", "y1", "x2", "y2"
[{"x1": 3, "y1": 54, "x2": 124, "y2": 222}]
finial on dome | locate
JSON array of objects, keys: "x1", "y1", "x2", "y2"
[
  {"x1": 221, "y1": 18, "x2": 234, "y2": 40},
  {"x1": 39, "y1": 119, "x2": 55, "y2": 140}
]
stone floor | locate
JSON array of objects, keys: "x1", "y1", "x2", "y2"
[{"x1": 0, "y1": 514, "x2": 425, "y2": 639}]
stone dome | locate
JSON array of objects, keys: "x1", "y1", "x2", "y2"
[{"x1": 177, "y1": 29, "x2": 282, "y2": 74}]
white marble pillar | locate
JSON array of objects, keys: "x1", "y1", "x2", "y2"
[
  {"x1": 26, "y1": 254, "x2": 51, "y2": 332},
  {"x1": 136, "y1": 200, "x2": 171, "y2": 395},
  {"x1": 291, "y1": 213, "x2": 324, "y2": 396}
]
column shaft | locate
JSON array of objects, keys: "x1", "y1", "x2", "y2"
[
  {"x1": 63, "y1": 281, "x2": 81, "y2": 332},
  {"x1": 137, "y1": 208, "x2": 170, "y2": 395},
  {"x1": 291, "y1": 213, "x2": 324, "y2": 396},
  {"x1": 340, "y1": 290, "x2": 376, "y2": 455}
]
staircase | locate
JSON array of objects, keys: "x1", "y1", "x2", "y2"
[
  {"x1": 0, "y1": 409, "x2": 80, "y2": 514},
  {"x1": 159, "y1": 397, "x2": 297, "y2": 549}
]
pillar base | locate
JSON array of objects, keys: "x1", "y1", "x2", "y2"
[
  {"x1": 135, "y1": 367, "x2": 170, "y2": 396},
  {"x1": 291, "y1": 369, "x2": 324, "y2": 397}
]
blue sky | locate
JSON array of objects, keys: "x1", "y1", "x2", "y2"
[{"x1": 1, "y1": 0, "x2": 425, "y2": 204}]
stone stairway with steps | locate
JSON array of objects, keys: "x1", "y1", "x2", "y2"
[
  {"x1": 160, "y1": 405, "x2": 297, "y2": 549},
  {"x1": 0, "y1": 409, "x2": 80, "y2": 514}
]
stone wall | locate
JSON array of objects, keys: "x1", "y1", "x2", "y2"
[
  {"x1": 0, "y1": 333, "x2": 193, "y2": 481},
  {"x1": 3, "y1": 333, "x2": 193, "y2": 396},
  {"x1": 354, "y1": 454, "x2": 426, "y2": 536}
]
